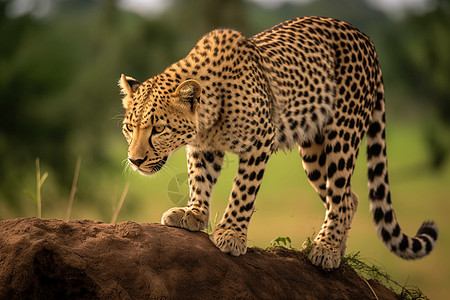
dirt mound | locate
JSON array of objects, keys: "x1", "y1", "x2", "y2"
[{"x1": 0, "y1": 218, "x2": 399, "y2": 299}]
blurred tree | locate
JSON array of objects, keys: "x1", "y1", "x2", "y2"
[
  {"x1": 392, "y1": 0, "x2": 450, "y2": 170},
  {"x1": 200, "y1": 0, "x2": 248, "y2": 31},
  {"x1": 0, "y1": 0, "x2": 179, "y2": 213},
  {"x1": 1, "y1": 0, "x2": 448, "y2": 218}
]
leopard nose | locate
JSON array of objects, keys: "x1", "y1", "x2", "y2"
[{"x1": 129, "y1": 156, "x2": 147, "y2": 167}]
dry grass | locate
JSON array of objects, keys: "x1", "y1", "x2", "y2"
[{"x1": 65, "y1": 157, "x2": 82, "y2": 221}]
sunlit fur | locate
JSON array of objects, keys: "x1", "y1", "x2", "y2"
[{"x1": 119, "y1": 17, "x2": 438, "y2": 269}]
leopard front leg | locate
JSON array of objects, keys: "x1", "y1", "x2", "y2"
[
  {"x1": 161, "y1": 147, "x2": 223, "y2": 231},
  {"x1": 210, "y1": 151, "x2": 270, "y2": 256}
]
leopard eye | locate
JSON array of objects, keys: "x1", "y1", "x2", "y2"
[
  {"x1": 124, "y1": 123, "x2": 134, "y2": 132},
  {"x1": 153, "y1": 125, "x2": 165, "y2": 134}
]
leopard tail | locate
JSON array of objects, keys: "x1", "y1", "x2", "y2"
[{"x1": 366, "y1": 68, "x2": 438, "y2": 260}]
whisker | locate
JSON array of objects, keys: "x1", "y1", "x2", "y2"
[
  {"x1": 163, "y1": 157, "x2": 180, "y2": 176},
  {"x1": 161, "y1": 164, "x2": 177, "y2": 178},
  {"x1": 111, "y1": 114, "x2": 124, "y2": 121},
  {"x1": 121, "y1": 159, "x2": 133, "y2": 177},
  {"x1": 157, "y1": 163, "x2": 170, "y2": 177},
  {"x1": 112, "y1": 115, "x2": 125, "y2": 128}
]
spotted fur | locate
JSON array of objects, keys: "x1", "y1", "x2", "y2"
[{"x1": 119, "y1": 17, "x2": 438, "y2": 268}]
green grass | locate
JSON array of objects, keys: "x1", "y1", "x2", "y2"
[
  {"x1": 342, "y1": 252, "x2": 429, "y2": 300},
  {"x1": 24, "y1": 158, "x2": 48, "y2": 219}
]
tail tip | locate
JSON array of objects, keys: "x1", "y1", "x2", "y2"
[{"x1": 417, "y1": 220, "x2": 438, "y2": 241}]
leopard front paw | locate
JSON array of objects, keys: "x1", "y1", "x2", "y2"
[
  {"x1": 209, "y1": 227, "x2": 247, "y2": 256},
  {"x1": 308, "y1": 242, "x2": 341, "y2": 269},
  {"x1": 161, "y1": 207, "x2": 208, "y2": 231}
]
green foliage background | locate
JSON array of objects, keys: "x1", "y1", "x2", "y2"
[{"x1": 1, "y1": 0, "x2": 449, "y2": 298}]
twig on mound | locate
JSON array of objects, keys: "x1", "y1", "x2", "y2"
[
  {"x1": 65, "y1": 157, "x2": 82, "y2": 221},
  {"x1": 111, "y1": 181, "x2": 130, "y2": 224}
]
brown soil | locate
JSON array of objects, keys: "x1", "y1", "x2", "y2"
[{"x1": 0, "y1": 218, "x2": 399, "y2": 299}]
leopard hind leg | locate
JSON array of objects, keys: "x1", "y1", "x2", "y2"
[{"x1": 299, "y1": 132, "x2": 359, "y2": 268}]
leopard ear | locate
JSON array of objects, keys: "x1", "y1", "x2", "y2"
[
  {"x1": 174, "y1": 79, "x2": 202, "y2": 112},
  {"x1": 119, "y1": 74, "x2": 141, "y2": 109},
  {"x1": 174, "y1": 79, "x2": 219, "y2": 134}
]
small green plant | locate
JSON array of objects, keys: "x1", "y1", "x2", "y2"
[
  {"x1": 24, "y1": 158, "x2": 48, "y2": 218},
  {"x1": 269, "y1": 236, "x2": 294, "y2": 249},
  {"x1": 300, "y1": 234, "x2": 314, "y2": 255}
]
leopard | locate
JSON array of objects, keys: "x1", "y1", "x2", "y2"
[{"x1": 118, "y1": 16, "x2": 438, "y2": 269}]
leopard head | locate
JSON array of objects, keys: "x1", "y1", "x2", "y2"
[{"x1": 119, "y1": 74, "x2": 205, "y2": 175}]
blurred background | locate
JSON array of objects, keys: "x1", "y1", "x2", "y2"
[{"x1": 1, "y1": 0, "x2": 449, "y2": 298}]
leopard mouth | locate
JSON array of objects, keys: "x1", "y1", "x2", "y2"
[{"x1": 137, "y1": 156, "x2": 168, "y2": 175}]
